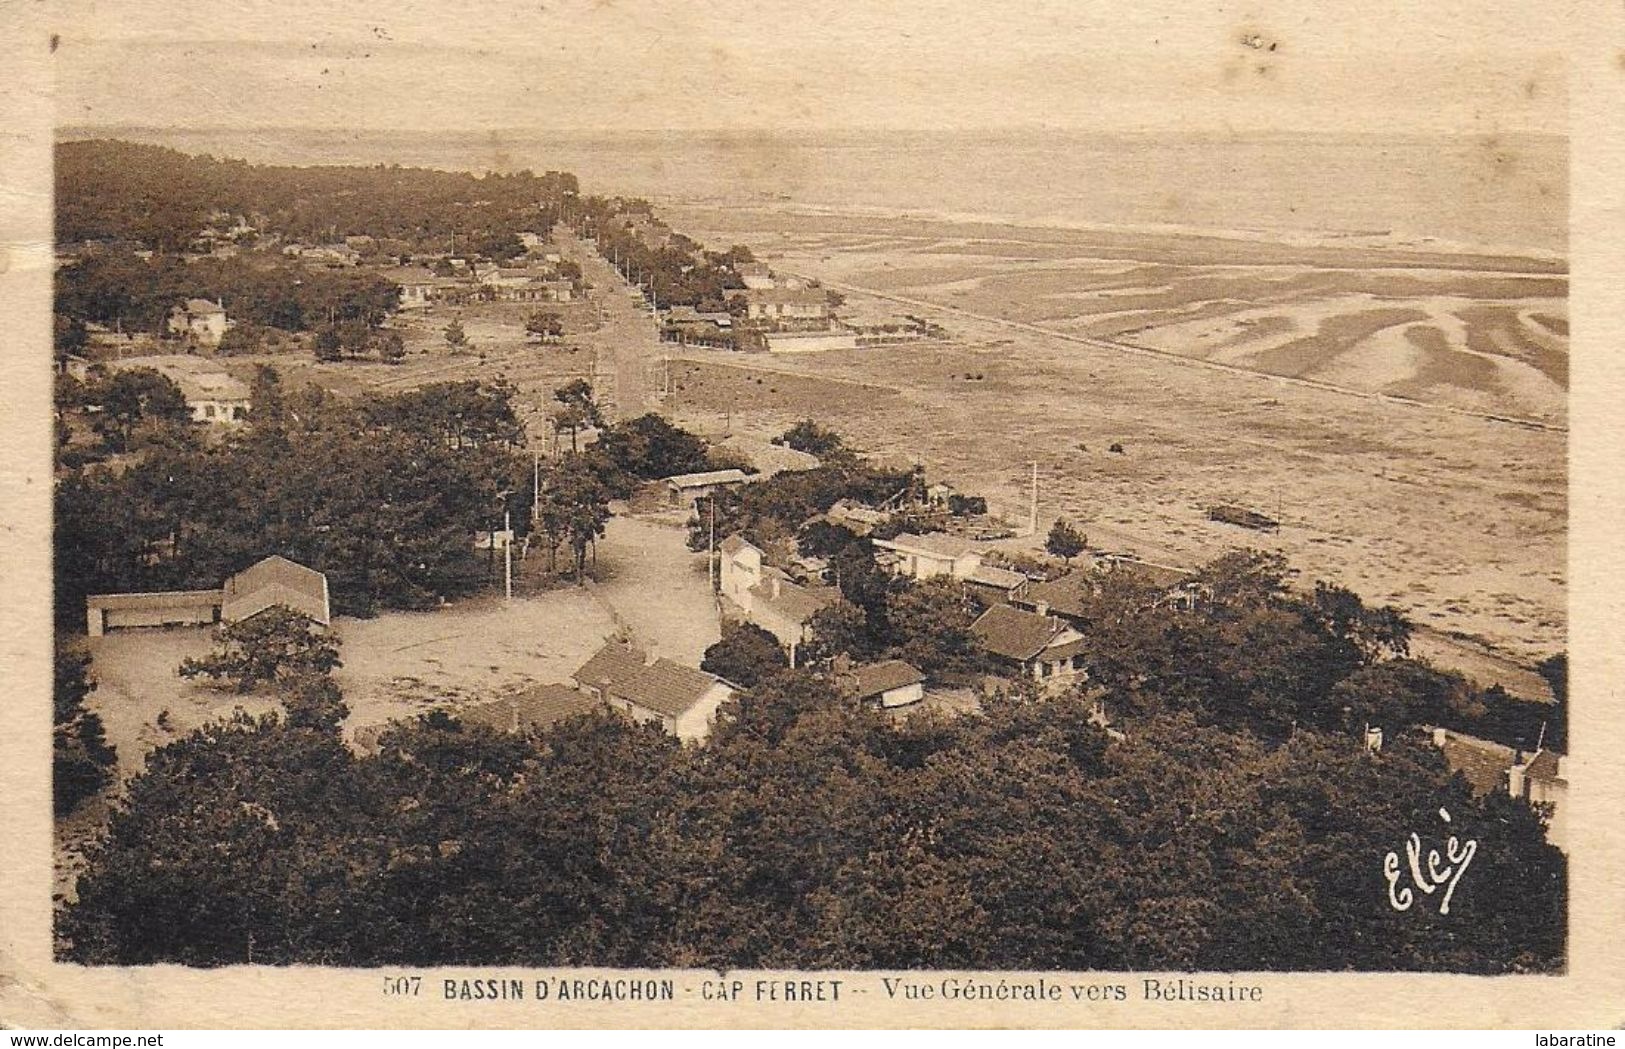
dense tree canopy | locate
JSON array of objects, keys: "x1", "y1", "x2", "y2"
[
  {"x1": 54, "y1": 642, "x2": 116, "y2": 817},
  {"x1": 60, "y1": 671, "x2": 1565, "y2": 972},
  {"x1": 54, "y1": 375, "x2": 528, "y2": 625}
]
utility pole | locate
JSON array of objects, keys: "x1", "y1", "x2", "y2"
[
  {"x1": 708, "y1": 495, "x2": 717, "y2": 593},
  {"x1": 533, "y1": 450, "x2": 542, "y2": 520},
  {"x1": 1029, "y1": 460, "x2": 1039, "y2": 537},
  {"x1": 503, "y1": 507, "x2": 513, "y2": 602}
]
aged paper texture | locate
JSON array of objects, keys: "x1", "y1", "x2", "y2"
[{"x1": 2, "y1": 0, "x2": 1623, "y2": 1030}]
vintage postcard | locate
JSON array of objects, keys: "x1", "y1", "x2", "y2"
[{"x1": 2, "y1": 0, "x2": 1622, "y2": 1031}]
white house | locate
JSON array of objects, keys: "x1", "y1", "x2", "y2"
[
  {"x1": 166, "y1": 299, "x2": 231, "y2": 346},
  {"x1": 86, "y1": 555, "x2": 329, "y2": 637},
  {"x1": 744, "y1": 286, "x2": 832, "y2": 329},
  {"x1": 108, "y1": 355, "x2": 251, "y2": 425},
  {"x1": 872, "y1": 531, "x2": 986, "y2": 581},
  {"x1": 736, "y1": 262, "x2": 776, "y2": 290}
]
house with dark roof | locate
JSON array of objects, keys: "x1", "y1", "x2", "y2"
[
  {"x1": 1011, "y1": 572, "x2": 1093, "y2": 625},
  {"x1": 1432, "y1": 727, "x2": 1567, "y2": 852},
  {"x1": 965, "y1": 563, "x2": 1029, "y2": 605},
  {"x1": 970, "y1": 603, "x2": 1086, "y2": 685},
  {"x1": 1432, "y1": 728, "x2": 1517, "y2": 795},
  {"x1": 571, "y1": 642, "x2": 734, "y2": 742},
  {"x1": 842, "y1": 659, "x2": 926, "y2": 709}
]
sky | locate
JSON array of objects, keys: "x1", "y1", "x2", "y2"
[{"x1": 49, "y1": 0, "x2": 1569, "y2": 136}]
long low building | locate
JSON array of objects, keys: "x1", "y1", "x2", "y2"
[
  {"x1": 85, "y1": 589, "x2": 226, "y2": 635},
  {"x1": 86, "y1": 555, "x2": 330, "y2": 636}
]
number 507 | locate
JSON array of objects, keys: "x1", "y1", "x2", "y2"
[{"x1": 384, "y1": 976, "x2": 422, "y2": 997}]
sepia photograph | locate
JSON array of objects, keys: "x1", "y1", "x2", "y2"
[{"x1": 6, "y1": 0, "x2": 1622, "y2": 1031}]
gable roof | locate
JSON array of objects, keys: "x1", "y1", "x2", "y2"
[
  {"x1": 572, "y1": 640, "x2": 648, "y2": 692},
  {"x1": 608, "y1": 659, "x2": 728, "y2": 718},
  {"x1": 221, "y1": 555, "x2": 329, "y2": 625},
  {"x1": 971, "y1": 603, "x2": 1068, "y2": 663},
  {"x1": 850, "y1": 659, "x2": 925, "y2": 700},
  {"x1": 1102, "y1": 557, "x2": 1192, "y2": 591},
  {"x1": 719, "y1": 533, "x2": 758, "y2": 557},
  {"x1": 1522, "y1": 748, "x2": 1564, "y2": 782}
]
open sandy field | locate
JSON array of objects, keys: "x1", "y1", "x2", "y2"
[
  {"x1": 657, "y1": 205, "x2": 1566, "y2": 666},
  {"x1": 670, "y1": 205, "x2": 1568, "y2": 427}
]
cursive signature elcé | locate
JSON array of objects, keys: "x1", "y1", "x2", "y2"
[{"x1": 1383, "y1": 807, "x2": 1477, "y2": 916}]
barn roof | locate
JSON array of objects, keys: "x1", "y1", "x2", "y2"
[
  {"x1": 1018, "y1": 572, "x2": 1092, "y2": 619},
  {"x1": 1436, "y1": 730, "x2": 1516, "y2": 795},
  {"x1": 221, "y1": 555, "x2": 330, "y2": 625},
  {"x1": 749, "y1": 574, "x2": 842, "y2": 625},
  {"x1": 875, "y1": 531, "x2": 978, "y2": 560}
]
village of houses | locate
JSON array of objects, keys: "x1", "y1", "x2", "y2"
[{"x1": 56, "y1": 188, "x2": 1567, "y2": 870}]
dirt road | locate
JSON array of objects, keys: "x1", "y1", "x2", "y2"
[
  {"x1": 590, "y1": 514, "x2": 721, "y2": 665},
  {"x1": 556, "y1": 228, "x2": 665, "y2": 422}
]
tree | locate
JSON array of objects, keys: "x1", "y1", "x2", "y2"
[
  {"x1": 885, "y1": 577, "x2": 979, "y2": 674},
  {"x1": 313, "y1": 325, "x2": 343, "y2": 362},
  {"x1": 54, "y1": 641, "x2": 116, "y2": 816},
  {"x1": 1045, "y1": 518, "x2": 1086, "y2": 565},
  {"x1": 444, "y1": 316, "x2": 468, "y2": 349},
  {"x1": 525, "y1": 310, "x2": 564, "y2": 342},
  {"x1": 179, "y1": 606, "x2": 342, "y2": 692},
  {"x1": 773, "y1": 420, "x2": 845, "y2": 457},
  {"x1": 550, "y1": 378, "x2": 603, "y2": 454},
  {"x1": 801, "y1": 601, "x2": 873, "y2": 663},
  {"x1": 538, "y1": 457, "x2": 611, "y2": 579},
  {"x1": 701, "y1": 622, "x2": 789, "y2": 687},
  {"x1": 90, "y1": 367, "x2": 191, "y2": 452},
  {"x1": 377, "y1": 329, "x2": 406, "y2": 363}
]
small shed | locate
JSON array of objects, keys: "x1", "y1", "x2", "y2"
[{"x1": 664, "y1": 468, "x2": 750, "y2": 508}]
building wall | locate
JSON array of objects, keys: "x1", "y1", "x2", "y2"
[
  {"x1": 720, "y1": 546, "x2": 762, "y2": 607},
  {"x1": 673, "y1": 683, "x2": 732, "y2": 743},
  {"x1": 879, "y1": 682, "x2": 925, "y2": 708},
  {"x1": 194, "y1": 398, "x2": 250, "y2": 424},
  {"x1": 88, "y1": 593, "x2": 223, "y2": 636}
]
